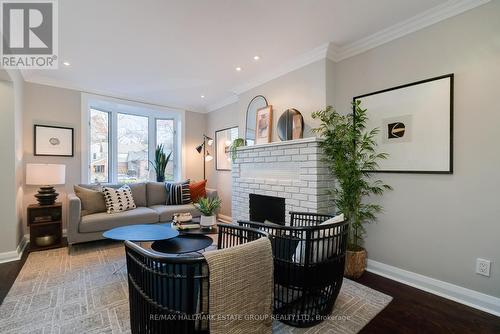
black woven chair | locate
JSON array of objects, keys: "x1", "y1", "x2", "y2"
[
  {"x1": 125, "y1": 223, "x2": 268, "y2": 334},
  {"x1": 239, "y1": 212, "x2": 348, "y2": 327}
]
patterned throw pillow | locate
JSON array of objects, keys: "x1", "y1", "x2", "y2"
[
  {"x1": 102, "y1": 185, "x2": 137, "y2": 214},
  {"x1": 165, "y1": 180, "x2": 192, "y2": 205}
]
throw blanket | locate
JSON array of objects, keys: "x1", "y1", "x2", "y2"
[{"x1": 203, "y1": 237, "x2": 274, "y2": 334}]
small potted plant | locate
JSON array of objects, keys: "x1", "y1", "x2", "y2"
[
  {"x1": 195, "y1": 197, "x2": 222, "y2": 228},
  {"x1": 150, "y1": 144, "x2": 171, "y2": 182},
  {"x1": 312, "y1": 101, "x2": 392, "y2": 278},
  {"x1": 229, "y1": 138, "x2": 246, "y2": 162}
]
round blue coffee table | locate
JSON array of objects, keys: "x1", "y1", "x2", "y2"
[{"x1": 103, "y1": 224, "x2": 179, "y2": 241}]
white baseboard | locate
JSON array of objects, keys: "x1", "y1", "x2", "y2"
[
  {"x1": 367, "y1": 259, "x2": 500, "y2": 317},
  {"x1": 0, "y1": 235, "x2": 28, "y2": 264},
  {"x1": 218, "y1": 214, "x2": 232, "y2": 223}
]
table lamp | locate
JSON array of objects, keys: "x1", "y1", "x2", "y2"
[{"x1": 26, "y1": 164, "x2": 66, "y2": 205}]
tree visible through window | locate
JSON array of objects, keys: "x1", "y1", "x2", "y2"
[
  {"x1": 156, "y1": 119, "x2": 175, "y2": 181},
  {"x1": 117, "y1": 113, "x2": 149, "y2": 183},
  {"x1": 90, "y1": 109, "x2": 109, "y2": 183}
]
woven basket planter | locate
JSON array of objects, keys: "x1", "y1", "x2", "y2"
[{"x1": 344, "y1": 248, "x2": 367, "y2": 279}]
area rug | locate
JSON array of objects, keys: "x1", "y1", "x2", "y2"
[{"x1": 0, "y1": 241, "x2": 392, "y2": 334}]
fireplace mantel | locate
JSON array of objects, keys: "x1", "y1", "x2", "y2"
[{"x1": 231, "y1": 136, "x2": 334, "y2": 224}]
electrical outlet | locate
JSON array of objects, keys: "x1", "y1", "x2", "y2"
[{"x1": 476, "y1": 258, "x2": 491, "y2": 277}]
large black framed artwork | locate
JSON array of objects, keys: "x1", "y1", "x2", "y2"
[
  {"x1": 215, "y1": 126, "x2": 238, "y2": 171},
  {"x1": 34, "y1": 125, "x2": 74, "y2": 157},
  {"x1": 353, "y1": 74, "x2": 453, "y2": 174}
]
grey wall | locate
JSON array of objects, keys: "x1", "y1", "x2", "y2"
[
  {"x1": 331, "y1": 2, "x2": 500, "y2": 297},
  {"x1": 0, "y1": 69, "x2": 24, "y2": 255},
  {"x1": 206, "y1": 59, "x2": 328, "y2": 216}
]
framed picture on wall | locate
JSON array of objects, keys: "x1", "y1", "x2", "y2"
[
  {"x1": 215, "y1": 126, "x2": 239, "y2": 171},
  {"x1": 255, "y1": 105, "x2": 273, "y2": 145},
  {"x1": 353, "y1": 74, "x2": 453, "y2": 174},
  {"x1": 34, "y1": 125, "x2": 74, "y2": 157}
]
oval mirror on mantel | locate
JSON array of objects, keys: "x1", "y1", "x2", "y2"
[{"x1": 245, "y1": 95, "x2": 268, "y2": 146}]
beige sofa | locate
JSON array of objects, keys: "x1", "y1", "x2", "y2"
[{"x1": 67, "y1": 182, "x2": 217, "y2": 246}]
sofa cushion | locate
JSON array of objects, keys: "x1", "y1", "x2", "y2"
[
  {"x1": 165, "y1": 180, "x2": 191, "y2": 205},
  {"x1": 79, "y1": 183, "x2": 147, "y2": 207},
  {"x1": 103, "y1": 185, "x2": 137, "y2": 214},
  {"x1": 189, "y1": 180, "x2": 207, "y2": 202},
  {"x1": 147, "y1": 182, "x2": 167, "y2": 206},
  {"x1": 149, "y1": 204, "x2": 201, "y2": 222},
  {"x1": 79, "y1": 207, "x2": 159, "y2": 233},
  {"x1": 74, "y1": 185, "x2": 107, "y2": 216},
  {"x1": 127, "y1": 183, "x2": 147, "y2": 207}
]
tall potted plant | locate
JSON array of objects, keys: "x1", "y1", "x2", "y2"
[
  {"x1": 150, "y1": 144, "x2": 171, "y2": 182},
  {"x1": 312, "y1": 101, "x2": 392, "y2": 278}
]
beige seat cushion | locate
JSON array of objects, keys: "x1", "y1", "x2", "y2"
[
  {"x1": 74, "y1": 185, "x2": 107, "y2": 216},
  {"x1": 79, "y1": 207, "x2": 159, "y2": 233},
  {"x1": 149, "y1": 204, "x2": 201, "y2": 222}
]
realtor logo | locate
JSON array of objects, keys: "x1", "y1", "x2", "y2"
[{"x1": 1, "y1": 0, "x2": 58, "y2": 69}]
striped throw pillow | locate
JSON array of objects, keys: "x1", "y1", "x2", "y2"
[
  {"x1": 165, "y1": 181, "x2": 192, "y2": 205},
  {"x1": 102, "y1": 185, "x2": 137, "y2": 214}
]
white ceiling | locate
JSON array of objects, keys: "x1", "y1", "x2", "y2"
[{"x1": 21, "y1": 0, "x2": 485, "y2": 112}]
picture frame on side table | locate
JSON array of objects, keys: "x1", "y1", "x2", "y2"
[
  {"x1": 255, "y1": 105, "x2": 273, "y2": 145},
  {"x1": 34, "y1": 125, "x2": 74, "y2": 157},
  {"x1": 353, "y1": 74, "x2": 453, "y2": 174},
  {"x1": 215, "y1": 126, "x2": 238, "y2": 171}
]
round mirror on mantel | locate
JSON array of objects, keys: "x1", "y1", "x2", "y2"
[{"x1": 245, "y1": 95, "x2": 268, "y2": 146}]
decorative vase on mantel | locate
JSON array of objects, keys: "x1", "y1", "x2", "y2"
[{"x1": 344, "y1": 248, "x2": 367, "y2": 279}]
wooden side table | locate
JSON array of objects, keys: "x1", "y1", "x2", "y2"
[{"x1": 27, "y1": 202, "x2": 64, "y2": 252}]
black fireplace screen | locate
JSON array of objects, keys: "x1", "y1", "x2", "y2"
[{"x1": 249, "y1": 193, "x2": 285, "y2": 225}]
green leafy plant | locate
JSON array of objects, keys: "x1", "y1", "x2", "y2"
[
  {"x1": 149, "y1": 144, "x2": 171, "y2": 182},
  {"x1": 312, "y1": 101, "x2": 392, "y2": 251},
  {"x1": 194, "y1": 197, "x2": 222, "y2": 216},
  {"x1": 229, "y1": 138, "x2": 246, "y2": 162}
]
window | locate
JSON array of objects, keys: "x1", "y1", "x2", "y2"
[
  {"x1": 85, "y1": 95, "x2": 180, "y2": 184},
  {"x1": 90, "y1": 109, "x2": 109, "y2": 183},
  {"x1": 117, "y1": 113, "x2": 149, "y2": 183},
  {"x1": 156, "y1": 119, "x2": 175, "y2": 181}
]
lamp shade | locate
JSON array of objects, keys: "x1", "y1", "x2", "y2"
[{"x1": 26, "y1": 164, "x2": 66, "y2": 185}]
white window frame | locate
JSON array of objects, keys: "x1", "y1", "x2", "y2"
[{"x1": 81, "y1": 93, "x2": 186, "y2": 184}]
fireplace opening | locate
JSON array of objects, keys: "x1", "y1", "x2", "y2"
[{"x1": 249, "y1": 193, "x2": 285, "y2": 225}]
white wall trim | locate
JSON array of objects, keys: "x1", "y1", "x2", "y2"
[
  {"x1": 0, "y1": 235, "x2": 28, "y2": 264},
  {"x1": 334, "y1": 0, "x2": 490, "y2": 62},
  {"x1": 367, "y1": 259, "x2": 500, "y2": 317}
]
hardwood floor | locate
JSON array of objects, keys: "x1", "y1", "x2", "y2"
[
  {"x1": 1, "y1": 250, "x2": 499, "y2": 333},
  {"x1": 355, "y1": 272, "x2": 500, "y2": 334}
]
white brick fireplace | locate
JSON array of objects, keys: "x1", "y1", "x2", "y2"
[{"x1": 231, "y1": 137, "x2": 334, "y2": 224}]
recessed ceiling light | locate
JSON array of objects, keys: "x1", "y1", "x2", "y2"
[
  {"x1": 235, "y1": 67, "x2": 242, "y2": 72},
  {"x1": 253, "y1": 55, "x2": 260, "y2": 61},
  {"x1": 201, "y1": 95, "x2": 205, "y2": 98},
  {"x1": 63, "y1": 61, "x2": 71, "y2": 66}
]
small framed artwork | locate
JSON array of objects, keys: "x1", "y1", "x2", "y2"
[
  {"x1": 354, "y1": 74, "x2": 453, "y2": 174},
  {"x1": 255, "y1": 105, "x2": 273, "y2": 145},
  {"x1": 34, "y1": 125, "x2": 74, "y2": 157},
  {"x1": 215, "y1": 126, "x2": 238, "y2": 171}
]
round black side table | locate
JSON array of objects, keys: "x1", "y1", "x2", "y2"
[{"x1": 151, "y1": 235, "x2": 213, "y2": 254}]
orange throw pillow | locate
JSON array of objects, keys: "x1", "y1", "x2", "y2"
[{"x1": 189, "y1": 180, "x2": 207, "y2": 202}]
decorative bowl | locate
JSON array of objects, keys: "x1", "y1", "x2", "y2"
[{"x1": 35, "y1": 235, "x2": 56, "y2": 247}]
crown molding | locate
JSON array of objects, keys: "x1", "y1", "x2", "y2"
[
  {"x1": 334, "y1": 0, "x2": 491, "y2": 61},
  {"x1": 206, "y1": 94, "x2": 239, "y2": 113}
]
